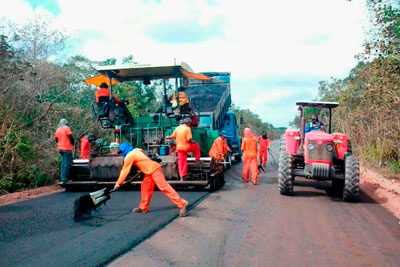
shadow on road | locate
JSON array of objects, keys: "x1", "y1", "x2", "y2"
[{"x1": 288, "y1": 177, "x2": 386, "y2": 205}]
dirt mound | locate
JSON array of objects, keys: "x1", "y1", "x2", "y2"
[
  {"x1": 360, "y1": 166, "x2": 400, "y2": 219},
  {"x1": 0, "y1": 183, "x2": 63, "y2": 207}
]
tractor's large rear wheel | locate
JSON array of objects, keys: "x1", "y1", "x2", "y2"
[
  {"x1": 278, "y1": 151, "x2": 294, "y2": 195},
  {"x1": 343, "y1": 155, "x2": 360, "y2": 202}
]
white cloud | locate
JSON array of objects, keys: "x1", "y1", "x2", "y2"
[{"x1": 1, "y1": 0, "x2": 369, "y2": 127}]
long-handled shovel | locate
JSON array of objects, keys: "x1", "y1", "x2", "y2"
[
  {"x1": 73, "y1": 171, "x2": 141, "y2": 221},
  {"x1": 258, "y1": 164, "x2": 265, "y2": 173},
  {"x1": 268, "y1": 149, "x2": 278, "y2": 165}
]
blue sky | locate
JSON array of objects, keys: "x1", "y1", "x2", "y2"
[{"x1": 1, "y1": 0, "x2": 369, "y2": 127}]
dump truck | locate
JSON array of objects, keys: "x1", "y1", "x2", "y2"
[
  {"x1": 63, "y1": 63, "x2": 234, "y2": 191},
  {"x1": 187, "y1": 72, "x2": 242, "y2": 164},
  {"x1": 278, "y1": 101, "x2": 360, "y2": 201}
]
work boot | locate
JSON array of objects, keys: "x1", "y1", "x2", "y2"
[
  {"x1": 179, "y1": 201, "x2": 189, "y2": 217},
  {"x1": 132, "y1": 208, "x2": 148, "y2": 213},
  {"x1": 243, "y1": 178, "x2": 249, "y2": 183},
  {"x1": 252, "y1": 181, "x2": 257, "y2": 185}
]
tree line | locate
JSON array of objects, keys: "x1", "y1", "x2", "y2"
[
  {"x1": 0, "y1": 15, "x2": 282, "y2": 193},
  {"x1": 293, "y1": 0, "x2": 400, "y2": 173}
]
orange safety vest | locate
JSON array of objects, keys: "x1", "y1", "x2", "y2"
[
  {"x1": 171, "y1": 92, "x2": 189, "y2": 106},
  {"x1": 258, "y1": 137, "x2": 270, "y2": 151},
  {"x1": 171, "y1": 124, "x2": 192, "y2": 151},
  {"x1": 55, "y1": 126, "x2": 73, "y2": 151},
  {"x1": 116, "y1": 149, "x2": 161, "y2": 185},
  {"x1": 209, "y1": 136, "x2": 231, "y2": 158},
  {"x1": 241, "y1": 137, "x2": 258, "y2": 159},
  {"x1": 80, "y1": 136, "x2": 91, "y2": 159},
  {"x1": 95, "y1": 88, "x2": 122, "y2": 103}
]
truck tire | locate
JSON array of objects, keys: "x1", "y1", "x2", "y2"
[
  {"x1": 209, "y1": 177, "x2": 217, "y2": 192},
  {"x1": 343, "y1": 155, "x2": 360, "y2": 202},
  {"x1": 225, "y1": 155, "x2": 232, "y2": 169},
  {"x1": 278, "y1": 151, "x2": 294, "y2": 195},
  {"x1": 216, "y1": 173, "x2": 225, "y2": 189}
]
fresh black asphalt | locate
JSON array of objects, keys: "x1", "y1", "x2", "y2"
[{"x1": 0, "y1": 188, "x2": 209, "y2": 267}]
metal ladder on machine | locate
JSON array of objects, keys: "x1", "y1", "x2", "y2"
[{"x1": 145, "y1": 126, "x2": 164, "y2": 154}]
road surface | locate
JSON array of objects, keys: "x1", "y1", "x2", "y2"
[
  {"x1": 110, "y1": 142, "x2": 400, "y2": 266},
  {"x1": 0, "y1": 186, "x2": 208, "y2": 266},
  {"x1": 1, "y1": 141, "x2": 400, "y2": 267}
]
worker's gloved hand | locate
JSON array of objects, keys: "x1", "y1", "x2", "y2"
[{"x1": 113, "y1": 184, "x2": 121, "y2": 191}]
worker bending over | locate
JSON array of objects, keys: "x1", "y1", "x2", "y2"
[
  {"x1": 241, "y1": 128, "x2": 258, "y2": 185},
  {"x1": 258, "y1": 131, "x2": 270, "y2": 167},
  {"x1": 55, "y1": 118, "x2": 74, "y2": 183},
  {"x1": 166, "y1": 117, "x2": 201, "y2": 180},
  {"x1": 113, "y1": 142, "x2": 188, "y2": 216},
  {"x1": 80, "y1": 133, "x2": 95, "y2": 159},
  {"x1": 209, "y1": 131, "x2": 231, "y2": 161}
]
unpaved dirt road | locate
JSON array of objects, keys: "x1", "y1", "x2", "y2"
[
  {"x1": 110, "y1": 142, "x2": 400, "y2": 267},
  {"x1": 1, "y1": 141, "x2": 400, "y2": 267}
]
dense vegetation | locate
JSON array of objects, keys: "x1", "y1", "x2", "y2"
[
  {"x1": 0, "y1": 16, "x2": 281, "y2": 193},
  {"x1": 294, "y1": 0, "x2": 400, "y2": 173},
  {"x1": 231, "y1": 105, "x2": 285, "y2": 140}
]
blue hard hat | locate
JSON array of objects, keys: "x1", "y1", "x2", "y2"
[{"x1": 220, "y1": 131, "x2": 227, "y2": 137}]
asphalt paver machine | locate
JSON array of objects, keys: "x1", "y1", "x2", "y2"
[
  {"x1": 63, "y1": 63, "x2": 226, "y2": 191},
  {"x1": 278, "y1": 101, "x2": 360, "y2": 201}
]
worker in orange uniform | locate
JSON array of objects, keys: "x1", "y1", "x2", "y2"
[
  {"x1": 165, "y1": 117, "x2": 201, "y2": 180},
  {"x1": 55, "y1": 118, "x2": 74, "y2": 183},
  {"x1": 113, "y1": 142, "x2": 189, "y2": 217},
  {"x1": 241, "y1": 128, "x2": 258, "y2": 185},
  {"x1": 95, "y1": 82, "x2": 123, "y2": 103},
  {"x1": 171, "y1": 86, "x2": 190, "y2": 111},
  {"x1": 95, "y1": 82, "x2": 133, "y2": 123},
  {"x1": 258, "y1": 131, "x2": 270, "y2": 167},
  {"x1": 209, "y1": 131, "x2": 231, "y2": 161},
  {"x1": 80, "y1": 133, "x2": 95, "y2": 159}
]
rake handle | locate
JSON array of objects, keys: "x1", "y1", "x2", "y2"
[{"x1": 111, "y1": 171, "x2": 142, "y2": 194}]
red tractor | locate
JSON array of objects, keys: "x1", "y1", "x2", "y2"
[{"x1": 278, "y1": 101, "x2": 360, "y2": 201}]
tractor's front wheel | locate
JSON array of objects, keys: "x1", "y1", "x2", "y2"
[
  {"x1": 278, "y1": 151, "x2": 294, "y2": 195},
  {"x1": 279, "y1": 134, "x2": 286, "y2": 152},
  {"x1": 343, "y1": 156, "x2": 360, "y2": 202}
]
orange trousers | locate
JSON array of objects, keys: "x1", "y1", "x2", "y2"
[
  {"x1": 139, "y1": 168, "x2": 186, "y2": 211},
  {"x1": 243, "y1": 157, "x2": 258, "y2": 183},
  {"x1": 177, "y1": 142, "x2": 201, "y2": 178},
  {"x1": 259, "y1": 149, "x2": 268, "y2": 165}
]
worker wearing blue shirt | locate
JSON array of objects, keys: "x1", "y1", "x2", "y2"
[{"x1": 305, "y1": 114, "x2": 325, "y2": 133}]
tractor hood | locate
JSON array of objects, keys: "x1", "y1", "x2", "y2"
[
  {"x1": 305, "y1": 131, "x2": 334, "y2": 142},
  {"x1": 304, "y1": 131, "x2": 334, "y2": 165}
]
